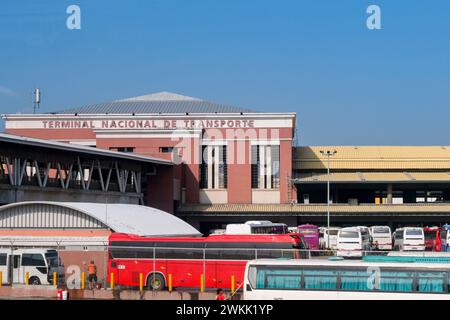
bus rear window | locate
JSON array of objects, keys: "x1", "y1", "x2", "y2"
[
  {"x1": 406, "y1": 230, "x2": 423, "y2": 236},
  {"x1": 372, "y1": 227, "x2": 390, "y2": 234},
  {"x1": 339, "y1": 231, "x2": 359, "y2": 238}
]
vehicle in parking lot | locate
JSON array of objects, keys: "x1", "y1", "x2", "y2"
[
  {"x1": 336, "y1": 227, "x2": 371, "y2": 258},
  {"x1": 297, "y1": 224, "x2": 320, "y2": 250},
  {"x1": 441, "y1": 225, "x2": 450, "y2": 252},
  {"x1": 424, "y1": 227, "x2": 441, "y2": 251},
  {"x1": 369, "y1": 226, "x2": 392, "y2": 250},
  {"x1": 393, "y1": 227, "x2": 426, "y2": 251},
  {"x1": 319, "y1": 227, "x2": 341, "y2": 250},
  {"x1": 0, "y1": 248, "x2": 64, "y2": 285}
]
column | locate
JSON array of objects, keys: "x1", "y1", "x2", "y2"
[{"x1": 387, "y1": 184, "x2": 393, "y2": 204}]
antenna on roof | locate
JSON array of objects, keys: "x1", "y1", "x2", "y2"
[{"x1": 33, "y1": 88, "x2": 41, "y2": 114}]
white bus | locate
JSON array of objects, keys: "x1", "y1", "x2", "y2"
[
  {"x1": 393, "y1": 227, "x2": 426, "y2": 251},
  {"x1": 319, "y1": 227, "x2": 341, "y2": 250},
  {"x1": 0, "y1": 248, "x2": 64, "y2": 285},
  {"x1": 370, "y1": 226, "x2": 392, "y2": 250},
  {"x1": 336, "y1": 227, "x2": 371, "y2": 257},
  {"x1": 243, "y1": 259, "x2": 450, "y2": 300},
  {"x1": 225, "y1": 221, "x2": 289, "y2": 235}
]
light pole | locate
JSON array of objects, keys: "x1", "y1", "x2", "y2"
[{"x1": 320, "y1": 150, "x2": 337, "y2": 250}]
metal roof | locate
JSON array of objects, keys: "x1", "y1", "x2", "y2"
[
  {"x1": 294, "y1": 146, "x2": 450, "y2": 170},
  {"x1": 177, "y1": 203, "x2": 450, "y2": 216},
  {"x1": 0, "y1": 133, "x2": 171, "y2": 166},
  {"x1": 50, "y1": 91, "x2": 256, "y2": 115},
  {"x1": 293, "y1": 172, "x2": 450, "y2": 183},
  {"x1": 0, "y1": 202, "x2": 201, "y2": 237}
]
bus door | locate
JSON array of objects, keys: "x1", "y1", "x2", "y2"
[
  {"x1": 8, "y1": 255, "x2": 22, "y2": 284},
  {"x1": 0, "y1": 253, "x2": 7, "y2": 284}
]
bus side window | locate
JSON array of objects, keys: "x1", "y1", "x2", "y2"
[
  {"x1": 0, "y1": 254, "x2": 6, "y2": 266},
  {"x1": 22, "y1": 254, "x2": 46, "y2": 266}
]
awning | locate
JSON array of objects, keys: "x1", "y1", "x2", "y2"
[{"x1": 293, "y1": 172, "x2": 450, "y2": 183}]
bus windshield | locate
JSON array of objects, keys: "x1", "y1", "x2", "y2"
[{"x1": 45, "y1": 251, "x2": 61, "y2": 268}]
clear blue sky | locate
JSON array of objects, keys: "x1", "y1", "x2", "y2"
[{"x1": 0, "y1": 0, "x2": 449, "y2": 145}]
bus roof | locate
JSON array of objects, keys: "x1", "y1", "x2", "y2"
[
  {"x1": 246, "y1": 258, "x2": 450, "y2": 270},
  {"x1": 109, "y1": 233, "x2": 298, "y2": 243}
]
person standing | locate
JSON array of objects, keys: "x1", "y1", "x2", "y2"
[
  {"x1": 215, "y1": 288, "x2": 226, "y2": 300},
  {"x1": 87, "y1": 260, "x2": 98, "y2": 289}
]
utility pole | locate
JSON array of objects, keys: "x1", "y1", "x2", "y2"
[{"x1": 320, "y1": 150, "x2": 337, "y2": 249}]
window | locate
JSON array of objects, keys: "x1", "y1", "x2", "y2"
[
  {"x1": 416, "y1": 191, "x2": 443, "y2": 203},
  {"x1": 249, "y1": 265, "x2": 450, "y2": 293},
  {"x1": 251, "y1": 145, "x2": 280, "y2": 189},
  {"x1": 0, "y1": 253, "x2": 6, "y2": 266},
  {"x1": 109, "y1": 147, "x2": 135, "y2": 153},
  {"x1": 21, "y1": 253, "x2": 46, "y2": 266},
  {"x1": 339, "y1": 231, "x2": 360, "y2": 238},
  {"x1": 159, "y1": 147, "x2": 177, "y2": 153},
  {"x1": 200, "y1": 145, "x2": 227, "y2": 189}
]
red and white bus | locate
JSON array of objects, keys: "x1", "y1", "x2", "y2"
[
  {"x1": 424, "y1": 227, "x2": 441, "y2": 252},
  {"x1": 107, "y1": 232, "x2": 305, "y2": 290}
]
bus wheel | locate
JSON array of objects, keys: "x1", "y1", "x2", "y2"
[
  {"x1": 29, "y1": 277, "x2": 41, "y2": 285},
  {"x1": 147, "y1": 273, "x2": 165, "y2": 291}
]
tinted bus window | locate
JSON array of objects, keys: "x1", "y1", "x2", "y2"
[
  {"x1": 22, "y1": 254, "x2": 46, "y2": 266},
  {"x1": 0, "y1": 253, "x2": 6, "y2": 266}
]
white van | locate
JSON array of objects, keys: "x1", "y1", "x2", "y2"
[
  {"x1": 393, "y1": 227, "x2": 425, "y2": 251},
  {"x1": 337, "y1": 227, "x2": 371, "y2": 257},
  {"x1": 0, "y1": 248, "x2": 64, "y2": 285},
  {"x1": 369, "y1": 226, "x2": 392, "y2": 250},
  {"x1": 319, "y1": 227, "x2": 341, "y2": 250}
]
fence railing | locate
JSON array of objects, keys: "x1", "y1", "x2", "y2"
[{"x1": 1, "y1": 242, "x2": 446, "y2": 293}]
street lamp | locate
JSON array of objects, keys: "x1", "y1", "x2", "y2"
[{"x1": 320, "y1": 150, "x2": 337, "y2": 250}]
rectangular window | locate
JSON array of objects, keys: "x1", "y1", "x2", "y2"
[
  {"x1": 200, "y1": 145, "x2": 227, "y2": 189},
  {"x1": 159, "y1": 147, "x2": 177, "y2": 153},
  {"x1": 251, "y1": 145, "x2": 280, "y2": 189},
  {"x1": 0, "y1": 253, "x2": 6, "y2": 266},
  {"x1": 21, "y1": 253, "x2": 46, "y2": 267},
  {"x1": 109, "y1": 147, "x2": 135, "y2": 153}
]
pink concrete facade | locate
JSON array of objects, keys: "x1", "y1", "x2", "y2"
[{"x1": 5, "y1": 113, "x2": 296, "y2": 211}]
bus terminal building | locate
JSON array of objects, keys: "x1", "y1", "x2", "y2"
[{"x1": 4, "y1": 91, "x2": 450, "y2": 234}]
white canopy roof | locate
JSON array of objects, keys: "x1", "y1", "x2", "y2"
[{"x1": 0, "y1": 201, "x2": 201, "y2": 237}]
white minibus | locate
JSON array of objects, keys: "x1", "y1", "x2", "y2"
[
  {"x1": 0, "y1": 248, "x2": 64, "y2": 285},
  {"x1": 370, "y1": 226, "x2": 392, "y2": 250},
  {"x1": 393, "y1": 227, "x2": 425, "y2": 251},
  {"x1": 337, "y1": 227, "x2": 371, "y2": 257},
  {"x1": 319, "y1": 227, "x2": 341, "y2": 250}
]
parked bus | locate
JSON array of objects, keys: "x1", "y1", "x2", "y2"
[
  {"x1": 243, "y1": 259, "x2": 450, "y2": 300},
  {"x1": 225, "y1": 221, "x2": 289, "y2": 235},
  {"x1": 319, "y1": 227, "x2": 341, "y2": 250},
  {"x1": 0, "y1": 248, "x2": 64, "y2": 285},
  {"x1": 424, "y1": 227, "x2": 441, "y2": 252},
  {"x1": 369, "y1": 226, "x2": 392, "y2": 250},
  {"x1": 440, "y1": 225, "x2": 450, "y2": 252},
  {"x1": 297, "y1": 225, "x2": 319, "y2": 250},
  {"x1": 393, "y1": 228, "x2": 426, "y2": 251},
  {"x1": 107, "y1": 232, "x2": 305, "y2": 290},
  {"x1": 336, "y1": 227, "x2": 371, "y2": 258}
]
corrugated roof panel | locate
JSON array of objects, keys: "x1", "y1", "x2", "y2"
[
  {"x1": 0, "y1": 202, "x2": 201, "y2": 237},
  {"x1": 178, "y1": 203, "x2": 450, "y2": 213},
  {"x1": 50, "y1": 92, "x2": 256, "y2": 115},
  {"x1": 294, "y1": 146, "x2": 450, "y2": 170}
]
